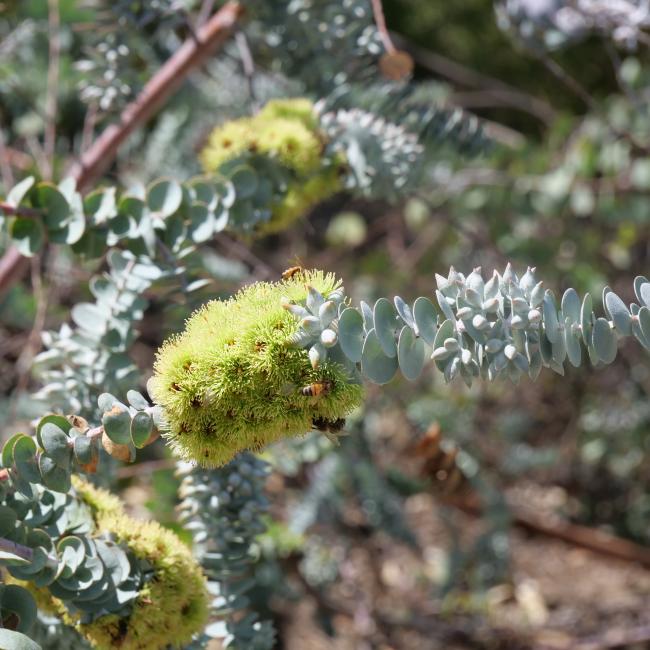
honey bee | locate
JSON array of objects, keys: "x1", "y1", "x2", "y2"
[
  {"x1": 312, "y1": 416, "x2": 346, "y2": 444},
  {"x1": 301, "y1": 380, "x2": 333, "y2": 397},
  {"x1": 312, "y1": 416, "x2": 345, "y2": 433},
  {"x1": 282, "y1": 265, "x2": 305, "y2": 280}
]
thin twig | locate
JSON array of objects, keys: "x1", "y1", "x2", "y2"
[
  {"x1": 116, "y1": 457, "x2": 176, "y2": 479},
  {"x1": 445, "y1": 495, "x2": 650, "y2": 568},
  {"x1": 68, "y1": 1, "x2": 243, "y2": 191},
  {"x1": 235, "y1": 31, "x2": 258, "y2": 109},
  {"x1": 0, "y1": 129, "x2": 15, "y2": 189},
  {"x1": 0, "y1": 145, "x2": 32, "y2": 172},
  {"x1": 25, "y1": 136, "x2": 49, "y2": 179},
  {"x1": 0, "y1": 203, "x2": 43, "y2": 217},
  {"x1": 10, "y1": 256, "x2": 49, "y2": 422},
  {"x1": 197, "y1": 0, "x2": 216, "y2": 26},
  {"x1": 215, "y1": 233, "x2": 278, "y2": 280},
  {"x1": 44, "y1": 0, "x2": 60, "y2": 180},
  {"x1": 530, "y1": 48, "x2": 650, "y2": 154},
  {"x1": 604, "y1": 39, "x2": 641, "y2": 109},
  {"x1": 534, "y1": 625, "x2": 650, "y2": 650},
  {"x1": 534, "y1": 51, "x2": 596, "y2": 110},
  {"x1": 0, "y1": 2, "x2": 244, "y2": 299},
  {"x1": 80, "y1": 102, "x2": 98, "y2": 156},
  {"x1": 390, "y1": 32, "x2": 556, "y2": 125},
  {"x1": 370, "y1": 0, "x2": 395, "y2": 53}
]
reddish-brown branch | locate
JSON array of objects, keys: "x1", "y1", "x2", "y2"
[
  {"x1": 370, "y1": 0, "x2": 395, "y2": 53},
  {"x1": 0, "y1": 203, "x2": 43, "y2": 217},
  {"x1": 445, "y1": 495, "x2": 650, "y2": 568},
  {"x1": 0, "y1": 2, "x2": 243, "y2": 298},
  {"x1": 68, "y1": 1, "x2": 243, "y2": 191}
]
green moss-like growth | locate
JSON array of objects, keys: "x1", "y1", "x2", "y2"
[
  {"x1": 21, "y1": 478, "x2": 209, "y2": 650},
  {"x1": 150, "y1": 270, "x2": 364, "y2": 467},
  {"x1": 200, "y1": 98, "x2": 343, "y2": 233}
]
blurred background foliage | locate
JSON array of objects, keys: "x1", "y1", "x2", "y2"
[{"x1": 0, "y1": 0, "x2": 649, "y2": 648}]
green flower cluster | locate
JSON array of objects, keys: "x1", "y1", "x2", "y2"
[
  {"x1": 20, "y1": 477, "x2": 209, "y2": 650},
  {"x1": 150, "y1": 270, "x2": 363, "y2": 466},
  {"x1": 199, "y1": 98, "x2": 343, "y2": 233}
]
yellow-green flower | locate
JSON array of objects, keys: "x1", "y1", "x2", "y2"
[
  {"x1": 199, "y1": 118, "x2": 254, "y2": 171},
  {"x1": 17, "y1": 478, "x2": 209, "y2": 650},
  {"x1": 259, "y1": 97, "x2": 319, "y2": 130},
  {"x1": 199, "y1": 98, "x2": 343, "y2": 233},
  {"x1": 150, "y1": 270, "x2": 363, "y2": 467}
]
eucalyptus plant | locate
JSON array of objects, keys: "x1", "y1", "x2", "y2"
[
  {"x1": 145, "y1": 265, "x2": 649, "y2": 468},
  {"x1": 1, "y1": 1, "x2": 649, "y2": 648}
]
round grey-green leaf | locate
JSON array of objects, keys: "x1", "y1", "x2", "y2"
[
  {"x1": 230, "y1": 166, "x2": 258, "y2": 200},
  {"x1": 73, "y1": 435, "x2": 96, "y2": 467},
  {"x1": 147, "y1": 179, "x2": 183, "y2": 218},
  {"x1": 0, "y1": 550, "x2": 31, "y2": 567},
  {"x1": 397, "y1": 326, "x2": 426, "y2": 381},
  {"x1": 592, "y1": 317, "x2": 617, "y2": 364},
  {"x1": 393, "y1": 296, "x2": 415, "y2": 330},
  {"x1": 634, "y1": 306, "x2": 650, "y2": 350},
  {"x1": 552, "y1": 328, "x2": 567, "y2": 365},
  {"x1": 118, "y1": 196, "x2": 146, "y2": 222},
  {"x1": 433, "y1": 319, "x2": 455, "y2": 350},
  {"x1": 60, "y1": 205, "x2": 85, "y2": 244},
  {"x1": 2, "y1": 433, "x2": 23, "y2": 470},
  {"x1": 39, "y1": 423, "x2": 71, "y2": 468},
  {"x1": 361, "y1": 329, "x2": 398, "y2": 384},
  {"x1": 338, "y1": 307, "x2": 364, "y2": 363},
  {"x1": 57, "y1": 537, "x2": 85, "y2": 575},
  {"x1": 10, "y1": 218, "x2": 44, "y2": 256},
  {"x1": 373, "y1": 298, "x2": 398, "y2": 358},
  {"x1": 413, "y1": 296, "x2": 438, "y2": 345},
  {"x1": 12, "y1": 436, "x2": 40, "y2": 484},
  {"x1": 435, "y1": 290, "x2": 455, "y2": 321},
  {"x1": 561, "y1": 288, "x2": 580, "y2": 323},
  {"x1": 126, "y1": 390, "x2": 149, "y2": 411},
  {"x1": 637, "y1": 280, "x2": 649, "y2": 308},
  {"x1": 564, "y1": 317, "x2": 581, "y2": 367},
  {"x1": 71, "y1": 302, "x2": 107, "y2": 331},
  {"x1": 190, "y1": 180, "x2": 218, "y2": 210},
  {"x1": 0, "y1": 506, "x2": 17, "y2": 537},
  {"x1": 359, "y1": 301, "x2": 374, "y2": 332},
  {"x1": 102, "y1": 404, "x2": 132, "y2": 445},
  {"x1": 0, "y1": 628, "x2": 41, "y2": 650},
  {"x1": 542, "y1": 292, "x2": 560, "y2": 343},
  {"x1": 98, "y1": 393, "x2": 118, "y2": 413},
  {"x1": 580, "y1": 293, "x2": 593, "y2": 347},
  {"x1": 6, "y1": 176, "x2": 35, "y2": 207},
  {"x1": 38, "y1": 455, "x2": 71, "y2": 493},
  {"x1": 0, "y1": 584, "x2": 37, "y2": 634},
  {"x1": 35, "y1": 415, "x2": 71, "y2": 450},
  {"x1": 35, "y1": 183, "x2": 69, "y2": 231},
  {"x1": 604, "y1": 291, "x2": 631, "y2": 335},
  {"x1": 189, "y1": 202, "x2": 215, "y2": 243},
  {"x1": 131, "y1": 412, "x2": 154, "y2": 448}
]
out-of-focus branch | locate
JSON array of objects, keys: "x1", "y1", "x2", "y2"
[
  {"x1": 10, "y1": 256, "x2": 48, "y2": 421},
  {"x1": 68, "y1": 1, "x2": 243, "y2": 191},
  {"x1": 0, "y1": 203, "x2": 43, "y2": 217},
  {"x1": 44, "y1": 0, "x2": 60, "y2": 180},
  {"x1": 391, "y1": 32, "x2": 557, "y2": 125},
  {"x1": 446, "y1": 495, "x2": 650, "y2": 568},
  {"x1": 0, "y1": 2, "x2": 244, "y2": 299},
  {"x1": 0, "y1": 130, "x2": 14, "y2": 189},
  {"x1": 370, "y1": 0, "x2": 396, "y2": 53}
]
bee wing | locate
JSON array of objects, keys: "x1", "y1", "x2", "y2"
[{"x1": 279, "y1": 381, "x2": 298, "y2": 396}]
